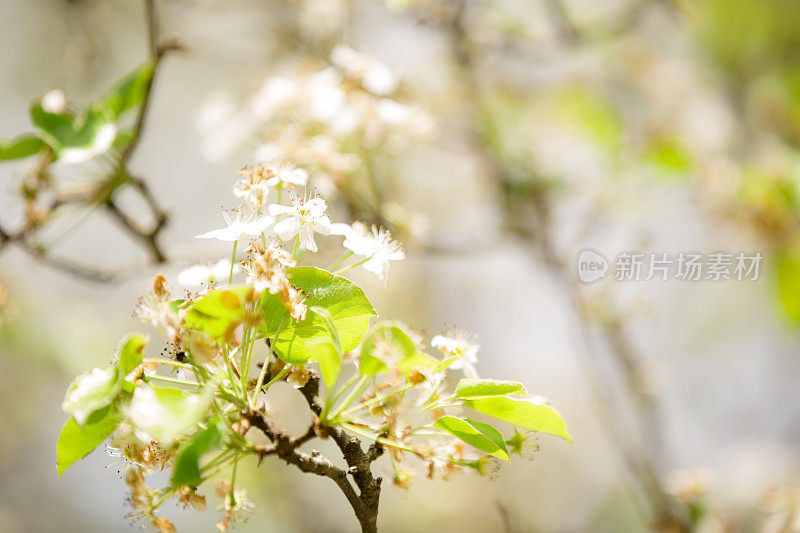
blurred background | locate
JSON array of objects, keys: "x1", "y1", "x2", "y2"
[{"x1": 2, "y1": 0, "x2": 800, "y2": 531}]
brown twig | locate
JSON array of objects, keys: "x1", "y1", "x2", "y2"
[{"x1": 242, "y1": 372, "x2": 383, "y2": 533}]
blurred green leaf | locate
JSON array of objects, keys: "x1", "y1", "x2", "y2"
[
  {"x1": 185, "y1": 288, "x2": 248, "y2": 340},
  {"x1": 98, "y1": 63, "x2": 154, "y2": 119},
  {"x1": 455, "y1": 378, "x2": 527, "y2": 399},
  {"x1": 56, "y1": 405, "x2": 122, "y2": 475},
  {"x1": 171, "y1": 417, "x2": 224, "y2": 487},
  {"x1": 117, "y1": 334, "x2": 146, "y2": 377},
  {"x1": 645, "y1": 140, "x2": 693, "y2": 176},
  {"x1": 359, "y1": 322, "x2": 415, "y2": 375},
  {"x1": 260, "y1": 267, "x2": 375, "y2": 365},
  {"x1": 0, "y1": 134, "x2": 47, "y2": 160},
  {"x1": 775, "y1": 248, "x2": 800, "y2": 323},
  {"x1": 62, "y1": 366, "x2": 121, "y2": 426},
  {"x1": 466, "y1": 397, "x2": 572, "y2": 443},
  {"x1": 433, "y1": 416, "x2": 509, "y2": 462},
  {"x1": 30, "y1": 103, "x2": 115, "y2": 160}
]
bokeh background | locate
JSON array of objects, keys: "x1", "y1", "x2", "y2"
[{"x1": 2, "y1": 0, "x2": 800, "y2": 531}]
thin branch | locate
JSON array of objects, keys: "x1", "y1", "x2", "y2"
[{"x1": 241, "y1": 405, "x2": 377, "y2": 532}]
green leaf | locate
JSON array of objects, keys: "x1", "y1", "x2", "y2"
[
  {"x1": 56, "y1": 405, "x2": 122, "y2": 475},
  {"x1": 171, "y1": 418, "x2": 224, "y2": 487},
  {"x1": 0, "y1": 134, "x2": 47, "y2": 160},
  {"x1": 397, "y1": 351, "x2": 441, "y2": 376},
  {"x1": 127, "y1": 385, "x2": 212, "y2": 444},
  {"x1": 260, "y1": 267, "x2": 376, "y2": 364},
  {"x1": 433, "y1": 416, "x2": 509, "y2": 462},
  {"x1": 359, "y1": 322, "x2": 416, "y2": 375},
  {"x1": 31, "y1": 103, "x2": 115, "y2": 159},
  {"x1": 117, "y1": 334, "x2": 147, "y2": 378},
  {"x1": 62, "y1": 366, "x2": 122, "y2": 426},
  {"x1": 308, "y1": 305, "x2": 342, "y2": 386},
  {"x1": 310, "y1": 340, "x2": 341, "y2": 387},
  {"x1": 775, "y1": 248, "x2": 800, "y2": 323},
  {"x1": 466, "y1": 397, "x2": 572, "y2": 443},
  {"x1": 98, "y1": 63, "x2": 154, "y2": 119},
  {"x1": 185, "y1": 288, "x2": 248, "y2": 340},
  {"x1": 455, "y1": 379, "x2": 527, "y2": 399}
]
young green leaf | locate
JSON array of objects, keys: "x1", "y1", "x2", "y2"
[
  {"x1": 466, "y1": 397, "x2": 572, "y2": 443},
  {"x1": 0, "y1": 134, "x2": 47, "y2": 160},
  {"x1": 455, "y1": 378, "x2": 527, "y2": 399},
  {"x1": 260, "y1": 267, "x2": 376, "y2": 364},
  {"x1": 62, "y1": 366, "x2": 122, "y2": 426},
  {"x1": 98, "y1": 63, "x2": 154, "y2": 119},
  {"x1": 56, "y1": 405, "x2": 122, "y2": 475},
  {"x1": 309, "y1": 340, "x2": 342, "y2": 388},
  {"x1": 30, "y1": 103, "x2": 115, "y2": 159},
  {"x1": 775, "y1": 249, "x2": 800, "y2": 323},
  {"x1": 359, "y1": 322, "x2": 416, "y2": 375},
  {"x1": 433, "y1": 416, "x2": 510, "y2": 462},
  {"x1": 185, "y1": 287, "x2": 248, "y2": 340},
  {"x1": 117, "y1": 334, "x2": 147, "y2": 378},
  {"x1": 171, "y1": 418, "x2": 224, "y2": 487}
]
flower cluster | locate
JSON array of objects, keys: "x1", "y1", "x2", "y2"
[
  {"x1": 197, "y1": 46, "x2": 434, "y2": 233},
  {"x1": 58, "y1": 160, "x2": 568, "y2": 532}
]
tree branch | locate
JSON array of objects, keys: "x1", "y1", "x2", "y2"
[{"x1": 241, "y1": 404, "x2": 378, "y2": 532}]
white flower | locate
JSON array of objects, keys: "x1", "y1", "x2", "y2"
[
  {"x1": 195, "y1": 209, "x2": 274, "y2": 242},
  {"x1": 265, "y1": 163, "x2": 308, "y2": 188},
  {"x1": 336, "y1": 222, "x2": 405, "y2": 281},
  {"x1": 177, "y1": 259, "x2": 240, "y2": 287},
  {"x1": 268, "y1": 193, "x2": 332, "y2": 252},
  {"x1": 431, "y1": 328, "x2": 479, "y2": 378},
  {"x1": 331, "y1": 45, "x2": 398, "y2": 96}
]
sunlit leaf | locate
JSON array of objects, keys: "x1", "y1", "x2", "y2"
[
  {"x1": 260, "y1": 267, "x2": 376, "y2": 365},
  {"x1": 185, "y1": 287, "x2": 249, "y2": 340},
  {"x1": 359, "y1": 322, "x2": 416, "y2": 375},
  {"x1": 466, "y1": 396, "x2": 572, "y2": 443},
  {"x1": 455, "y1": 379, "x2": 527, "y2": 399},
  {"x1": 56, "y1": 405, "x2": 122, "y2": 475},
  {"x1": 433, "y1": 416, "x2": 509, "y2": 462},
  {"x1": 0, "y1": 134, "x2": 47, "y2": 160},
  {"x1": 775, "y1": 248, "x2": 800, "y2": 323},
  {"x1": 62, "y1": 366, "x2": 121, "y2": 426},
  {"x1": 117, "y1": 334, "x2": 147, "y2": 378},
  {"x1": 171, "y1": 417, "x2": 224, "y2": 487},
  {"x1": 311, "y1": 340, "x2": 342, "y2": 388}
]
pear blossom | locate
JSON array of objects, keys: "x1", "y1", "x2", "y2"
[
  {"x1": 234, "y1": 163, "x2": 309, "y2": 209},
  {"x1": 336, "y1": 222, "x2": 405, "y2": 281},
  {"x1": 268, "y1": 193, "x2": 332, "y2": 252},
  {"x1": 331, "y1": 45, "x2": 398, "y2": 96},
  {"x1": 195, "y1": 208, "x2": 274, "y2": 242},
  {"x1": 177, "y1": 259, "x2": 240, "y2": 287},
  {"x1": 431, "y1": 328, "x2": 479, "y2": 379}
]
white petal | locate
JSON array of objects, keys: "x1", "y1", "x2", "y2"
[
  {"x1": 299, "y1": 225, "x2": 318, "y2": 252},
  {"x1": 273, "y1": 218, "x2": 300, "y2": 241},
  {"x1": 269, "y1": 204, "x2": 294, "y2": 216},
  {"x1": 195, "y1": 227, "x2": 239, "y2": 241}
]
